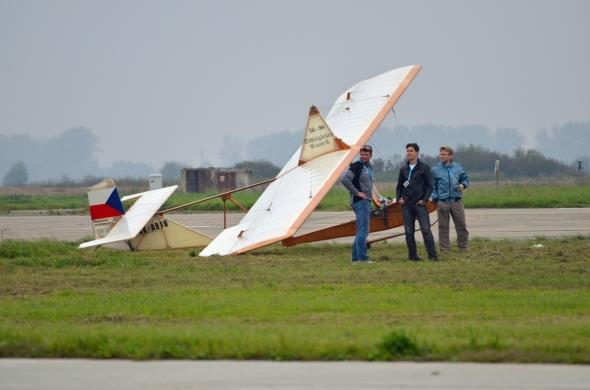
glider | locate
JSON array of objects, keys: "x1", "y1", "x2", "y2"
[
  {"x1": 79, "y1": 65, "x2": 432, "y2": 253},
  {"x1": 201, "y1": 65, "x2": 425, "y2": 256}
]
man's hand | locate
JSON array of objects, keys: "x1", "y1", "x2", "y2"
[
  {"x1": 357, "y1": 192, "x2": 367, "y2": 200},
  {"x1": 398, "y1": 198, "x2": 405, "y2": 205},
  {"x1": 458, "y1": 184, "x2": 465, "y2": 192},
  {"x1": 416, "y1": 199, "x2": 425, "y2": 206}
]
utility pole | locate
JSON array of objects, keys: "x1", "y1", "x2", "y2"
[
  {"x1": 495, "y1": 160, "x2": 500, "y2": 189},
  {"x1": 578, "y1": 160, "x2": 583, "y2": 177}
]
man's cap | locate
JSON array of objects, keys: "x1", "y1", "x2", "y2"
[{"x1": 360, "y1": 144, "x2": 373, "y2": 153}]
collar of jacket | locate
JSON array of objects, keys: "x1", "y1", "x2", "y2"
[{"x1": 358, "y1": 160, "x2": 373, "y2": 168}]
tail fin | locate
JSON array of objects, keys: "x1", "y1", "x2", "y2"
[{"x1": 87, "y1": 179, "x2": 125, "y2": 239}]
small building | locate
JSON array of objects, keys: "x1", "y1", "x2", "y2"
[
  {"x1": 181, "y1": 168, "x2": 251, "y2": 193},
  {"x1": 148, "y1": 174, "x2": 163, "y2": 190}
]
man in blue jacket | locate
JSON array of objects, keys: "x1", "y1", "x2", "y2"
[{"x1": 431, "y1": 146, "x2": 470, "y2": 251}]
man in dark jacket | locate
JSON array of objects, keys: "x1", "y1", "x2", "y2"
[{"x1": 396, "y1": 143, "x2": 438, "y2": 261}]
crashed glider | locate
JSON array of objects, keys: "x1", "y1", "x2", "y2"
[
  {"x1": 79, "y1": 179, "x2": 212, "y2": 250},
  {"x1": 200, "y1": 65, "x2": 422, "y2": 256}
]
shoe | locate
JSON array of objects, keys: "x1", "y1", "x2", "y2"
[
  {"x1": 353, "y1": 259, "x2": 372, "y2": 263},
  {"x1": 428, "y1": 256, "x2": 439, "y2": 261},
  {"x1": 408, "y1": 257, "x2": 421, "y2": 261}
]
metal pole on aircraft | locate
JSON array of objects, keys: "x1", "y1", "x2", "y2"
[
  {"x1": 159, "y1": 177, "x2": 276, "y2": 214},
  {"x1": 223, "y1": 198, "x2": 227, "y2": 229}
]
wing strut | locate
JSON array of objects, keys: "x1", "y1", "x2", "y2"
[
  {"x1": 159, "y1": 177, "x2": 278, "y2": 229},
  {"x1": 160, "y1": 177, "x2": 276, "y2": 214}
]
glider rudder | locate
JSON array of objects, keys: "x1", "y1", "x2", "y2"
[{"x1": 86, "y1": 179, "x2": 125, "y2": 239}]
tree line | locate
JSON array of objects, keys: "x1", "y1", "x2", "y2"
[
  {"x1": 370, "y1": 145, "x2": 580, "y2": 181},
  {"x1": 2, "y1": 121, "x2": 589, "y2": 184},
  {"x1": 2, "y1": 144, "x2": 585, "y2": 187}
]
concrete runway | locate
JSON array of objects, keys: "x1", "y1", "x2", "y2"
[
  {"x1": 1, "y1": 208, "x2": 589, "y2": 243},
  {"x1": 1, "y1": 359, "x2": 589, "y2": 389}
]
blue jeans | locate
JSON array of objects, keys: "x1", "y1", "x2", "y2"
[
  {"x1": 352, "y1": 199, "x2": 371, "y2": 260},
  {"x1": 402, "y1": 203, "x2": 437, "y2": 259}
]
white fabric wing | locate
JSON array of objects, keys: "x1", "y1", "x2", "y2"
[{"x1": 200, "y1": 65, "x2": 421, "y2": 256}]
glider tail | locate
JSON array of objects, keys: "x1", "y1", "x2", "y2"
[{"x1": 87, "y1": 179, "x2": 125, "y2": 239}]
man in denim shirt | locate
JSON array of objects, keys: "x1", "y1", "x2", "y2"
[
  {"x1": 431, "y1": 146, "x2": 470, "y2": 251},
  {"x1": 341, "y1": 145, "x2": 374, "y2": 262}
]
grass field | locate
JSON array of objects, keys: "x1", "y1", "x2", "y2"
[
  {"x1": 1, "y1": 183, "x2": 590, "y2": 214},
  {"x1": 0, "y1": 236, "x2": 589, "y2": 362}
]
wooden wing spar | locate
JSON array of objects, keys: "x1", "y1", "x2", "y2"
[
  {"x1": 282, "y1": 201, "x2": 437, "y2": 247},
  {"x1": 200, "y1": 65, "x2": 422, "y2": 256}
]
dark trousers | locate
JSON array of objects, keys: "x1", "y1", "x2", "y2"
[{"x1": 402, "y1": 203, "x2": 437, "y2": 259}]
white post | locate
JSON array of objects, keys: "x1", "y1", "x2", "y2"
[{"x1": 494, "y1": 160, "x2": 500, "y2": 189}]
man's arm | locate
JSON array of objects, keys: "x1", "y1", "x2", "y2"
[
  {"x1": 341, "y1": 169, "x2": 360, "y2": 196},
  {"x1": 430, "y1": 166, "x2": 439, "y2": 201},
  {"x1": 422, "y1": 165, "x2": 434, "y2": 201},
  {"x1": 395, "y1": 169, "x2": 404, "y2": 201},
  {"x1": 460, "y1": 165, "x2": 470, "y2": 189}
]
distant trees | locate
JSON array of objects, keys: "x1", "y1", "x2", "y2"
[
  {"x1": 455, "y1": 145, "x2": 577, "y2": 179},
  {"x1": 234, "y1": 160, "x2": 280, "y2": 181},
  {"x1": 424, "y1": 145, "x2": 576, "y2": 180},
  {"x1": 575, "y1": 157, "x2": 589, "y2": 176},
  {"x1": 2, "y1": 161, "x2": 29, "y2": 186},
  {"x1": 536, "y1": 122, "x2": 590, "y2": 162},
  {"x1": 219, "y1": 135, "x2": 245, "y2": 166},
  {"x1": 160, "y1": 161, "x2": 185, "y2": 184},
  {"x1": 245, "y1": 130, "x2": 302, "y2": 167},
  {"x1": 245, "y1": 123, "x2": 530, "y2": 167},
  {"x1": 372, "y1": 145, "x2": 578, "y2": 181},
  {"x1": 2, "y1": 121, "x2": 586, "y2": 183},
  {"x1": 372, "y1": 158, "x2": 385, "y2": 173}
]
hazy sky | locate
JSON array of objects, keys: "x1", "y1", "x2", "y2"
[{"x1": 1, "y1": 0, "x2": 588, "y2": 167}]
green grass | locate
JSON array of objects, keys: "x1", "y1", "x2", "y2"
[
  {"x1": 0, "y1": 236, "x2": 589, "y2": 362},
  {"x1": 1, "y1": 183, "x2": 590, "y2": 214},
  {"x1": 463, "y1": 183, "x2": 590, "y2": 208},
  {"x1": 0, "y1": 194, "x2": 88, "y2": 214}
]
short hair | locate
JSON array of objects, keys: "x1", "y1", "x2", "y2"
[
  {"x1": 360, "y1": 144, "x2": 373, "y2": 153},
  {"x1": 406, "y1": 143, "x2": 419, "y2": 152},
  {"x1": 439, "y1": 146, "x2": 454, "y2": 155}
]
